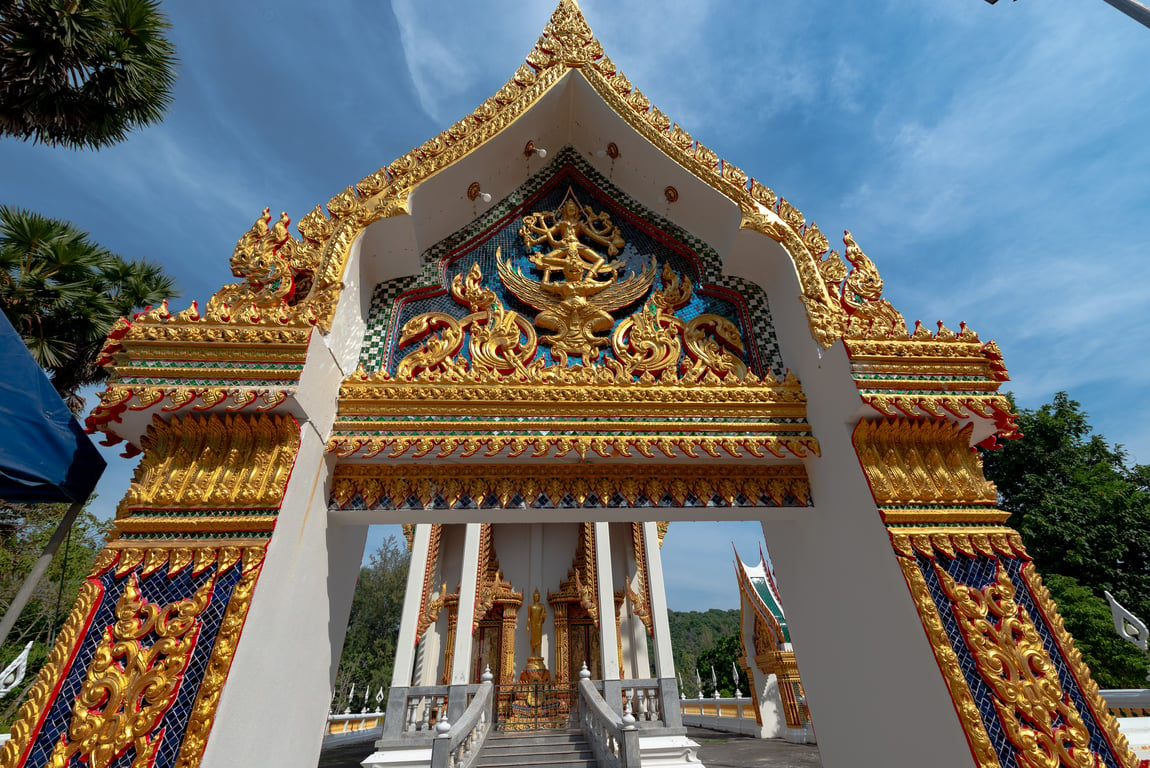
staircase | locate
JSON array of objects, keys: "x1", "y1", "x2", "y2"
[{"x1": 476, "y1": 729, "x2": 597, "y2": 768}]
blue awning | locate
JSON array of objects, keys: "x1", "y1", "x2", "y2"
[{"x1": 0, "y1": 309, "x2": 106, "y2": 503}]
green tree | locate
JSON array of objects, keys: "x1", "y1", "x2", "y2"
[
  {"x1": 664, "y1": 608, "x2": 740, "y2": 696},
  {"x1": 333, "y1": 535, "x2": 410, "y2": 712},
  {"x1": 981, "y1": 392, "x2": 1150, "y2": 683},
  {"x1": 695, "y1": 631, "x2": 749, "y2": 698},
  {"x1": 0, "y1": 205, "x2": 177, "y2": 409},
  {"x1": 0, "y1": 0, "x2": 176, "y2": 150}
]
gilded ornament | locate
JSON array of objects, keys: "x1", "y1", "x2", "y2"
[
  {"x1": 935, "y1": 560, "x2": 1112, "y2": 768},
  {"x1": 115, "y1": 413, "x2": 300, "y2": 520},
  {"x1": 0, "y1": 580, "x2": 101, "y2": 767},
  {"x1": 329, "y1": 463, "x2": 811, "y2": 510},
  {"x1": 174, "y1": 546, "x2": 266, "y2": 768},
  {"x1": 48, "y1": 573, "x2": 215, "y2": 768},
  {"x1": 894, "y1": 555, "x2": 999, "y2": 768},
  {"x1": 853, "y1": 418, "x2": 998, "y2": 508}
]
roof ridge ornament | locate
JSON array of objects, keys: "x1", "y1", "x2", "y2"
[{"x1": 530, "y1": 0, "x2": 602, "y2": 70}]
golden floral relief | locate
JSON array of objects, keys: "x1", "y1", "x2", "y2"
[
  {"x1": 48, "y1": 573, "x2": 214, "y2": 768},
  {"x1": 935, "y1": 561, "x2": 1107, "y2": 768}
]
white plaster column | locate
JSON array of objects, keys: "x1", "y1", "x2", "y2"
[
  {"x1": 641, "y1": 521, "x2": 675, "y2": 680},
  {"x1": 450, "y1": 523, "x2": 482, "y2": 686},
  {"x1": 198, "y1": 425, "x2": 368, "y2": 768},
  {"x1": 594, "y1": 521, "x2": 620, "y2": 681},
  {"x1": 391, "y1": 524, "x2": 434, "y2": 688}
]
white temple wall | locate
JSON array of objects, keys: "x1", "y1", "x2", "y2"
[
  {"x1": 198, "y1": 428, "x2": 368, "y2": 768},
  {"x1": 718, "y1": 231, "x2": 977, "y2": 767}
]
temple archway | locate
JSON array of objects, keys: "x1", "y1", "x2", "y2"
[{"x1": 3, "y1": 3, "x2": 1135, "y2": 768}]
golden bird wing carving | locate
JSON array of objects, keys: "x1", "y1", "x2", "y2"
[
  {"x1": 496, "y1": 248, "x2": 553, "y2": 312},
  {"x1": 589, "y1": 256, "x2": 657, "y2": 313}
]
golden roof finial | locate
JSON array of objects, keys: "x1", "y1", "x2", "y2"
[{"x1": 529, "y1": 0, "x2": 602, "y2": 70}]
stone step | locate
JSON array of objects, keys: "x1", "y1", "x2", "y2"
[{"x1": 476, "y1": 729, "x2": 596, "y2": 768}]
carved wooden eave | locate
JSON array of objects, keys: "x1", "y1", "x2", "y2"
[{"x1": 86, "y1": 0, "x2": 1017, "y2": 453}]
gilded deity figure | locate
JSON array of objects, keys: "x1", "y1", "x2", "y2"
[
  {"x1": 520, "y1": 194, "x2": 625, "y2": 286},
  {"x1": 528, "y1": 588, "x2": 546, "y2": 658}
]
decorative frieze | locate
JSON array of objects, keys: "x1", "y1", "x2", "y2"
[{"x1": 330, "y1": 463, "x2": 812, "y2": 510}]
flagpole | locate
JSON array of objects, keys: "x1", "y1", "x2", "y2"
[
  {"x1": 1100, "y1": 0, "x2": 1150, "y2": 27},
  {"x1": 0, "y1": 499, "x2": 85, "y2": 648}
]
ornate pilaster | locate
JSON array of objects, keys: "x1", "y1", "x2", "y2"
[
  {"x1": 855, "y1": 417, "x2": 1138, "y2": 768},
  {"x1": 1, "y1": 413, "x2": 300, "y2": 768}
]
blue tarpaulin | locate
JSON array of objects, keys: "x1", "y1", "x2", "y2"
[{"x1": 0, "y1": 309, "x2": 105, "y2": 503}]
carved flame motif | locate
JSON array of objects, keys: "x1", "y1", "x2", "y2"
[
  {"x1": 935, "y1": 561, "x2": 1104, "y2": 768},
  {"x1": 48, "y1": 573, "x2": 215, "y2": 768},
  {"x1": 397, "y1": 197, "x2": 754, "y2": 381}
]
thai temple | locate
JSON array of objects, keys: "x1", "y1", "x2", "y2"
[
  {"x1": 733, "y1": 545, "x2": 815, "y2": 744},
  {"x1": 0, "y1": 2, "x2": 1140, "y2": 767}
]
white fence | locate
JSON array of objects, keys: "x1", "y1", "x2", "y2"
[{"x1": 679, "y1": 697, "x2": 760, "y2": 737}]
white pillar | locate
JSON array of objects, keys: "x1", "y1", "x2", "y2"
[
  {"x1": 199, "y1": 426, "x2": 367, "y2": 768},
  {"x1": 451, "y1": 523, "x2": 482, "y2": 686},
  {"x1": 391, "y1": 524, "x2": 434, "y2": 688},
  {"x1": 641, "y1": 521, "x2": 675, "y2": 680},
  {"x1": 594, "y1": 521, "x2": 620, "y2": 681}
]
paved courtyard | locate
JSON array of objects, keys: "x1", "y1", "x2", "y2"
[{"x1": 317, "y1": 726, "x2": 823, "y2": 767}]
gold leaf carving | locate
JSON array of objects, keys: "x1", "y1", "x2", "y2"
[
  {"x1": 48, "y1": 572, "x2": 214, "y2": 768},
  {"x1": 329, "y1": 463, "x2": 811, "y2": 510},
  {"x1": 853, "y1": 418, "x2": 998, "y2": 508},
  {"x1": 935, "y1": 560, "x2": 1115, "y2": 768},
  {"x1": 116, "y1": 413, "x2": 300, "y2": 520}
]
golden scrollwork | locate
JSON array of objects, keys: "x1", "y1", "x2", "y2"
[
  {"x1": 475, "y1": 524, "x2": 523, "y2": 631},
  {"x1": 853, "y1": 418, "x2": 998, "y2": 508},
  {"x1": 48, "y1": 573, "x2": 215, "y2": 768},
  {"x1": 549, "y1": 523, "x2": 600, "y2": 626},
  {"x1": 1021, "y1": 564, "x2": 1138, "y2": 766},
  {"x1": 116, "y1": 413, "x2": 301, "y2": 518},
  {"x1": 888, "y1": 526, "x2": 1028, "y2": 561},
  {"x1": 935, "y1": 560, "x2": 1110, "y2": 768},
  {"x1": 329, "y1": 463, "x2": 812, "y2": 510},
  {"x1": 329, "y1": 433, "x2": 817, "y2": 462},
  {"x1": 628, "y1": 524, "x2": 652, "y2": 635},
  {"x1": 1, "y1": 545, "x2": 267, "y2": 768}
]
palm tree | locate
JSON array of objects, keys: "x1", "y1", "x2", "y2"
[
  {"x1": 0, "y1": 0, "x2": 177, "y2": 150},
  {"x1": 0, "y1": 205, "x2": 177, "y2": 410}
]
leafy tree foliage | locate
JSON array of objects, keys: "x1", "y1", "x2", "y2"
[
  {"x1": 981, "y1": 392, "x2": 1150, "y2": 684},
  {"x1": 665, "y1": 608, "x2": 740, "y2": 696},
  {"x1": 0, "y1": 0, "x2": 176, "y2": 150},
  {"x1": 332, "y1": 535, "x2": 410, "y2": 713},
  {"x1": 0, "y1": 205, "x2": 176, "y2": 409},
  {"x1": 695, "y1": 631, "x2": 749, "y2": 698},
  {"x1": 0, "y1": 502, "x2": 109, "y2": 728}
]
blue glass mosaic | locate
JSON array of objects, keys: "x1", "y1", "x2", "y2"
[
  {"x1": 359, "y1": 147, "x2": 786, "y2": 379},
  {"x1": 916, "y1": 552, "x2": 1128, "y2": 768},
  {"x1": 21, "y1": 559, "x2": 246, "y2": 768}
]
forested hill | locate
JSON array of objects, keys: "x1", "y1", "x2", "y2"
[{"x1": 667, "y1": 608, "x2": 740, "y2": 691}]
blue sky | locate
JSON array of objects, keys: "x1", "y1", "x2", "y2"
[{"x1": 1, "y1": 0, "x2": 1148, "y2": 612}]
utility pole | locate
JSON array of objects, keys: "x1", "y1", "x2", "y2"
[{"x1": 986, "y1": 0, "x2": 1150, "y2": 29}]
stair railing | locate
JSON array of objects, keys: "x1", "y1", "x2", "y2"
[
  {"x1": 578, "y1": 665, "x2": 641, "y2": 768},
  {"x1": 430, "y1": 669, "x2": 495, "y2": 768}
]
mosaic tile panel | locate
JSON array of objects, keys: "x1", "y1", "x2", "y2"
[
  {"x1": 915, "y1": 551, "x2": 1129, "y2": 768},
  {"x1": 358, "y1": 147, "x2": 785, "y2": 379},
  {"x1": 17, "y1": 558, "x2": 248, "y2": 768}
]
